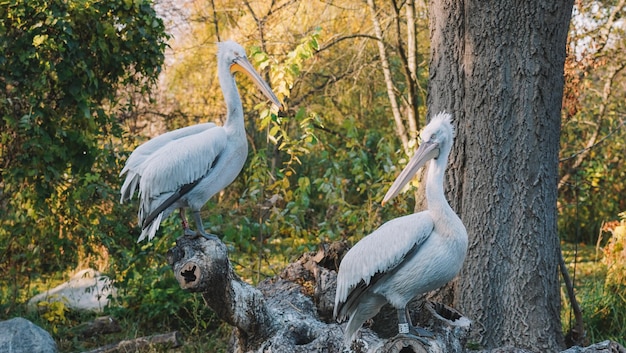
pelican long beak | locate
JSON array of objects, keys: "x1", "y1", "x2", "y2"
[
  {"x1": 382, "y1": 140, "x2": 440, "y2": 205},
  {"x1": 231, "y1": 56, "x2": 282, "y2": 110}
]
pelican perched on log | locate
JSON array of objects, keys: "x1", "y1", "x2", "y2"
[
  {"x1": 120, "y1": 40, "x2": 281, "y2": 242},
  {"x1": 334, "y1": 112, "x2": 467, "y2": 344}
]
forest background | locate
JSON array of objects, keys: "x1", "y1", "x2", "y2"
[{"x1": 0, "y1": 0, "x2": 625, "y2": 351}]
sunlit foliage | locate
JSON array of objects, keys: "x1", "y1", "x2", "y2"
[
  {"x1": 559, "y1": 0, "x2": 626, "y2": 243},
  {"x1": 0, "y1": 0, "x2": 168, "y2": 308}
]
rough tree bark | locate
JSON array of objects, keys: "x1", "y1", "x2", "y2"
[{"x1": 427, "y1": 0, "x2": 573, "y2": 351}]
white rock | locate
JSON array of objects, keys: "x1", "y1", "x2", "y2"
[{"x1": 28, "y1": 269, "x2": 117, "y2": 313}]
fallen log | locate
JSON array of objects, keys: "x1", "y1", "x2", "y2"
[
  {"x1": 166, "y1": 235, "x2": 471, "y2": 353},
  {"x1": 84, "y1": 331, "x2": 182, "y2": 353},
  {"x1": 75, "y1": 316, "x2": 121, "y2": 338}
]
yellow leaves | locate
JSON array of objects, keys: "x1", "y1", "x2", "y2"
[
  {"x1": 32, "y1": 34, "x2": 48, "y2": 47},
  {"x1": 37, "y1": 299, "x2": 69, "y2": 334},
  {"x1": 590, "y1": 170, "x2": 603, "y2": 187},
  {"x1": 253, "y1": 31, "x2": 320, "y2": 102},
  {"x1": 603, "y1": 214, "x2": 626, "y2": 289},
  {"x1": 250, "y1": 48, "x2": 270, "y2": 71}
]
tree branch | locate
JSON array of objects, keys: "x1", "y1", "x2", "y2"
[
  {"x1": 85, "y1": 332, "x2": 182, "y2": 353},
  {"x1": 559, "y1": 63, "x2": 626, "y2": 190},
  {"x1": 558, "y1": 244, "x2": 585, "y2": 347},
  {"x1": 166, "y1": 235, "x2": 278, "y2": 349}
]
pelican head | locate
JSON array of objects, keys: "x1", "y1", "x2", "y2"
[
  {"x1": 383, "y1": 112, "x2": 455, "y2": 204},
  {"x1": 217, "y1": 40, "x2": 282, "y2": 110}
]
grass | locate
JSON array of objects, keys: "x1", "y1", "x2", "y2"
[{"x1": 561, "y1": 241, "x2": 626, "y2": 347}]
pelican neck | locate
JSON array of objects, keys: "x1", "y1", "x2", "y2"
[
  {"x1": 425, "y1": 154, "x2": 454, "y2": 217},
  {"x1": 218, "y1": 67, "x2": 245, "y2": 130}
]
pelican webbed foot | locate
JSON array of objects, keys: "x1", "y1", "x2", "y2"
[
  {"x1": 396, "y1": 332, "x2": 431, "y2": 346},
  {"x1": 195, "y1": 230, "x2": 219, "y2": 241},
  {"x1": 183, "y1": 228, "x2": 197, "y2": 237},
  {"x1": 409, "y1": 325, "x2": 434, "y2": 338},
  {"x1": 182, "y1": 227, "x2": 218, "y2": 241}
]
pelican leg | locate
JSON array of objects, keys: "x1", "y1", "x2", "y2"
[
  {"x1": 405, "y1": 306, "x2": 434, "y2": 337},
  {"x1": 192, "y1": 211, "x2": 218, "y2": 240},
  {"x1": 396, "y1": 308, "x2": 431, "y2": 345},
  {"x1": 179, "y1": 208, "x2": 196, "y2": 236}
]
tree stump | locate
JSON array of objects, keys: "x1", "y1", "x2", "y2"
[{"x1": 167, "y1": 236, "x2": 472, "y2": 352}]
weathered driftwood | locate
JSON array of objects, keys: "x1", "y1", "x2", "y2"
[
  {"x1": 75, "y1": 316, "x2": 121, "y2": 338},
  {"x1": 475, "y1": 340, "x2": 626, "y2": 353},
  {"x1": 167, "y1": 236, "x2": 472, "y2": 353},
  {"x1": 561, "y1": 340, "x2": 626, "y2": 353},
  {"x1": 84, "y1": 331, "x2": 182, "y2": 353}
]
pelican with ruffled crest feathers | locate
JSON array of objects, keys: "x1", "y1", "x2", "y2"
[
  {"x1": 120, "y1": 40, "x2": 281, "y2": 242},
  {"x1": 333, "y1": 112, "x2": 468, "y2": 345}
]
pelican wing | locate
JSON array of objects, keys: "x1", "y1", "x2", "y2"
[
  {"x1": 120, "y1": 122, "x2": 217, "y2": 203},
  {"x1": 137, "y1": 126, "x2": 227, "y2": 202},
  {"x1": 334, "y1": 212, "x2": 434, "y2": 320}
]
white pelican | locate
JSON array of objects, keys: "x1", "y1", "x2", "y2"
[
  {"x1": 120, "y1": 40, "x2": 282, "y2": 242},
  {"x1": 334, "y1": 112, "x2": 467, "y2": 344}
]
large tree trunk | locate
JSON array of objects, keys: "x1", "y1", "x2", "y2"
[{"x1": 427, "y1": 0, "x2": 573, "y2": 351}]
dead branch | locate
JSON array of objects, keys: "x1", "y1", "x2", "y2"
[{"x1": 84, "y1": 331, "x2": 182, "y2": 353}]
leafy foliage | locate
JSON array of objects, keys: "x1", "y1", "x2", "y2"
[
  {"x1": 558, "y1": 0, "x2": 626, "y2": 243},
  {"x1": 1, "y1": 0, "x2": 167, "y2": 190},
  {"x1": 37, "y1": 300, "x2": 69, "y2": 334},
  {"x1": 602, "y1": 212, "x2": 626, "y2": 289},
  {"x1": 0, "y1": 0, "x2": 168, "y2": 309},
  {"x1": 562, "y1": 222, "x2": 626, "y2": 348}
]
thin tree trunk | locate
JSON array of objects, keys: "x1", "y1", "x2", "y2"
[
  {"x1": 428, "y1": 0, "x2": 572, "y2": 350},
  {"x1": 367, "y1": 0, "x2": 410, "y2": 156},
  {"x1": 405, "y1": 0, "x2": 420, "y2": 134},
  {"x1": 390, "y1": 0, "x2": 420, "y2": 138}
]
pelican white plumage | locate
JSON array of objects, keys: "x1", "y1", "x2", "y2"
[
  {"x1": 120, "y1": 40, "x2": 281, "y2": 242},
  {"x1": 333, "y1": 112, "x2": 467, "y2": 345}
]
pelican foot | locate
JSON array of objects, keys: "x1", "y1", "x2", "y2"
[
  {"x1": 397, "y1": 333, "x2": 431, "y2": 346},
  {"x1": 409, "y1": 326, "x2": 434, "y2": 338},
  {"x1": 397, "y1": 323, "x2": 433, "y2": 345},
  {"x1": 195, "y1": 231, "x2": 219, "y2": 241},
  {"x1": 182, "y1": 228, "x2": 218, "y2": 241}
]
